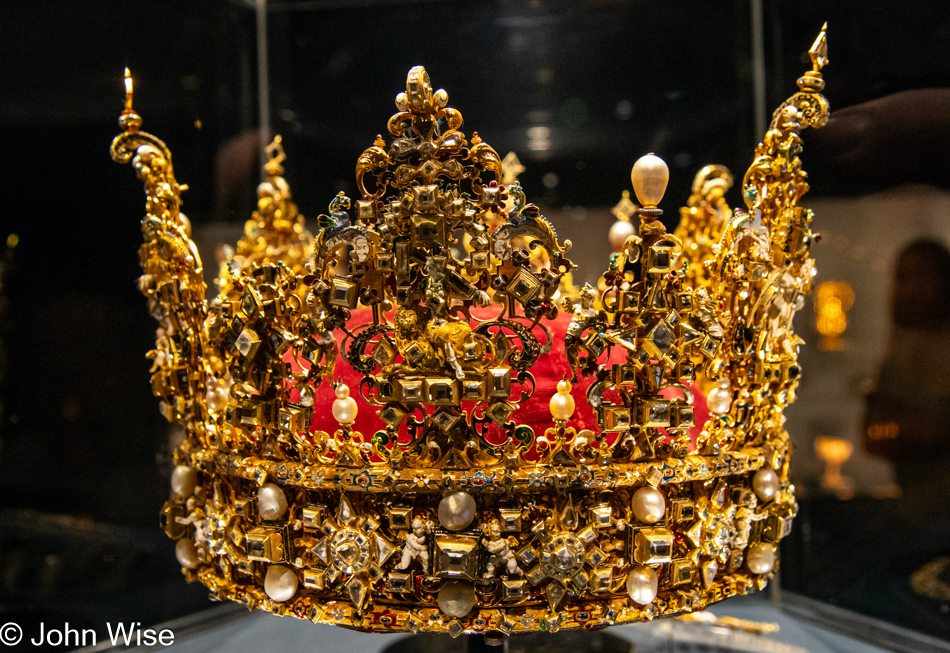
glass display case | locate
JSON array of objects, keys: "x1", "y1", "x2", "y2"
[{"x1": 2, "y1": 1, "x2": 950, "y2": 650}]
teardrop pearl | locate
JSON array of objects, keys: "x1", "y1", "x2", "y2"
[
  {"x1": 746, "y1": 543, "x2": 776, "y2": 574},
  {"x1": 175, "y1": 538, "x2": 200, "y2": 569},
  {"x1": 332, "y1": 383, "x2": 358, "y2": 425},
  {"x1": 631, "y1": 486, "x2": 666, "y2": 523},
  {"x1": 258, "y1": 483, "x2": 288, "y2": 521},
  {"x1": 753, "y1": 467, "x2": 780, "y2": 502},
  {"x1": 170, "y1": 465, "x2": 198, "y2": 498},
  {"x1": 549, "y1": 380, "x2": 576, "y2": 421},
  {"x1": 630, "y1": 153, "x2": 669, "y2": 207},
  {"x1": 626, "y1": 565, "x2": 658, "y2": 605},
  {"x1": 438, "y1": 581, "x2": 475, "y2": 617},
  {"x1": 438, "y1": 491, "x2": 476, "y2": 531},
  {"x1": 264, "y1": 565, "x2": 299, "y2": 602}
]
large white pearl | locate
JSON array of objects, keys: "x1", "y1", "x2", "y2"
[
  {"x1": 438, "y1": 491, "x2": 476, "y2": 531},
  {"x1": 707, "y1": 387, "x2": 732, "y2": 415},
  {"x1": 752, "y1": 467, "x2": 780, "y2": 502},
  {"x1": 631, "y1": 486, "x2": 666, "y2": 524},
  {"x1": 609, "y1": 220, "x2": 636, "y2": 252},
  {"x1": 207, "y1": 385, "x2": 229, "y2": 412},
  {"x1": 175, "y1": 538, "x2": 200, "y2": 569},
  {"x1": 746, "y1": 543, "x2": 776, "y2": 574},
  {"x1": 549, "y1": 380, "x2": 576, "y2": 421},
  {"x1": 631, "y1": 154, "x2": 669, "y2": 207},
  {"x1": 438, "y1": 581, "x2": 475, "y2": 617},
  {"x1": 626, "y1": 565, "x2": 658, "y2": 605},
  {"x1": 264, "y1": 565, "x2": 299, "y2": 602},
  {"x1": 170, "y1": 465, "x2": 198, "y2": 498},
  {"x1": 332, "y1": 383, "x2": 358, "y2": 425},
  {"x1": 258, "y1": 483, "x2": 288, "y2": 521}
]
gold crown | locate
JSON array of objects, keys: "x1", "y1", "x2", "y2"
[{"x1": 111, "y1": 25, "x2": 829, "y2": 637}]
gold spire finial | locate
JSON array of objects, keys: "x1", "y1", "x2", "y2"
[
  {"x1": 264, "y1": 135, "x2": 286, "y2": 177},
  {"x1": 118, "y1": 68, "x2": 142, "y2": 133},
  {"x1": 123, "y1": 68, "x2": 134, "y2": 112},
  {"x1": 809, "y1": 22, "x2": 829, "y2": 72}
]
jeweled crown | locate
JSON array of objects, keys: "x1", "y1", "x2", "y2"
[{"x1": 111, "y1": 25, "x2": 829, "y2": 637}]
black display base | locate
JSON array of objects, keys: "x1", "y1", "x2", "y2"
[{"x1": 381, "y1": 631, "x2": 633, "y2": 653}]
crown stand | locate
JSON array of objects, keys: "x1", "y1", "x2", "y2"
[{"x1": 382, "y1": 629, "x2": 632, "y2": 653}]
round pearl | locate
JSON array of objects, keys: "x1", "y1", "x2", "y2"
[
  {"x1": 207, "y1": 386, "x2": 229, "y2": 412},
  {"x1": 438, "y1": 581, "x2": 475, "y2": 617},
  {"x1": 258, "y1": 483, "x2": 288, "y2": 521},
  {"x1": 175, "y1": 538, "x2": 200, "y2": 569},
  {"x1": 707, "y1": 387, "x2": 732, "y2": 415},
  {"x1": 332, "y1": 383, "x2": 358, "y2": 425},
  {"x1": 549, "y1": 381, "x2": 575, "y2": 421},
  {"x1": 438, "y1": 491, "x2": 476, "y2": 531},
  {"x1": 753, "y1": 467, "x2": 780, "y2": 502},
  {"x1": 264, "y1": 565, "x2": 299, "y2": 602},
  {"x1": 626, "y1": 565, "x2": 658, "y2": 605},
  {"x1": 170, "y1": 465, "x2": 197, "y2": 498},
  {"x1": 746, "y1": 543, "x2": 776, "y2": 574},
  {"x1": 609, "y1": 220, "x2": 636, "y2": 252},
  {"x1": 631, "y1": 486, "x2": 666, "y2": 524}
]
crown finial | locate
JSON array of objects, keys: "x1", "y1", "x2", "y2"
[
  {"x1": 264, "y1": 135, "x2": 286, "y2": 177},
  {"x1": 809, "y1": 22, "x2": 829, "y2": 73},
  {"x1": 118, "y1": 68, "x2": 142, "y2": 133},
  {"x1": 123, "y1": 68, "x2": 133, "y2": 111},
  {"x1": 631, "y1": 153, "x2": 669, "y2": 228}
]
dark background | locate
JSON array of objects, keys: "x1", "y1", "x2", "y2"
[{"x1": 1, "y1": 0, "x2": 950, "y2": 647}]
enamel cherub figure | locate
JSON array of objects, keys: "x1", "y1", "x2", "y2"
[
  {"x1": 396, "y1": 518, "x2": 432, "y2": 572},
  {"x1": 482, "y1": 520, "x2": 522, "y2": 578}
]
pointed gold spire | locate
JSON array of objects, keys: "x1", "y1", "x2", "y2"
[
  {"x1": 118, "y1": 68, "x2": 142, "y2": 133},
  {"x1": 809, "y1": 22, "x2": 829, "y2": 72},
  {"x1": 123, "y1": 68, "x2": 134, "y2": 112}
]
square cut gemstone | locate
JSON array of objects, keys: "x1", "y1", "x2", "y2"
[
  {"x1": 329, "y1": 277, "x2": 359, "y2": 308},
  {"x1": 378, "y1": 405, "x2": 407, "y2": 429},
  {"x1": 404, "y1": 342, "x2": 426, "y2": 365},
  {"x1": 634, "y1": 528, "x2": 673, "y2": 565},
  {"x1": 603, "y1": 405, "x2": 632, "y2": 432},
  {"x1": 434, "y1": 537, "x2": 478, "y2": 580},
  {"x1": 645, "y1": 320, "x2": 675, "y2": 357},
  {"x1": 399, "y1": 379, "x2": 424, "y2": 403},
  {"x1": 413, "y1": 184, "x2": 439, "y2": 211},
  {"x1": 431, "y1": 410, "x2": 460, "y2": 432},
  {"x1": 487, "y1": 368, "x2": 511, "y2": 398},
  {"x1": 471, "y1": 251, "x2": 490, "y2": 269},
  {"x1": 506, "y1": 268, "x2": 541, "y2": 303},
  {"x1": 486, "y1": 401, "x2": 515, "y2": 425},
  {"x1": 373, "y1": 338, "x2": 397, "y2": 367},
  {"x1": 461, "y1": 379, "x2": 484, "y2": 401},
  {"x1": 425, "y1": 378, "x2": 458, "y2": 406},
  {"x1": 376, "y1": 379, "x2": 397, "y2": 402},
  {"x1": 501, "y1": 579, "x2": 526, "y2": 601}
]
